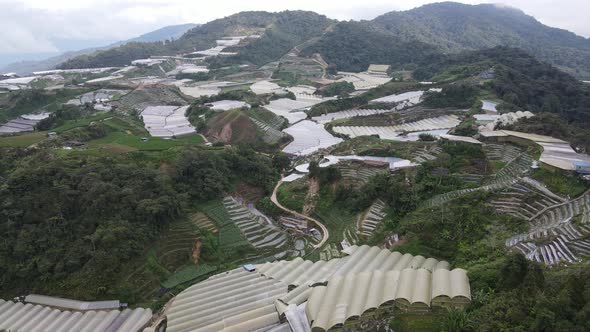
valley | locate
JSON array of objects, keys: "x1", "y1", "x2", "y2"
[{"x1": 1, "y1": 2, "x2": 590, "y2": 332}]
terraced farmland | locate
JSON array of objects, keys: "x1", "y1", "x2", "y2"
[
  {"x1": 490, "y1": 179, "x2": 565, "y2": 221},
  {"x1": 338, "y1": 164, "x2": 388, "y2": 188},
  {"x1": 189, "y1": 212, "x2": 218, "y2": 234},
  {"x1": 505, "y1": 190, "x2": 590, "y2": 265},
  {"x1": 358, "y1": 199, "x2": 388, "y2": 237},
  {"x1": 411, "y1": 145, "x2": 443, "y2": 163},
  {"x1": 250, "y1": 117, "x2": 286, "y2": 144},
  {"x1": 223, "y1": 197, "x2": 289, "y2": 250}
]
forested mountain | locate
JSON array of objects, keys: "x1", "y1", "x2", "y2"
[
  {"x1": 372, "y1": 2, "x2": 590, "y2": 78},
  {"x1": 299, "y1": 21, "x2": 440, "y2": 72}
]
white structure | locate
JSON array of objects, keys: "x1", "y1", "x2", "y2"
[
  {"x1": 131, "y1": 59, "x2": 164, "y2": 67},
  {"x1": 167, "y1": 64, "x2": 209, "y2": 76},
  {"x1": 0, "y1": 297, "x2": 151, "y2": 332},
  {"x1": 481, "y1": 100, "x2": 499, "y2": 113},
  {"x1": 478, "y1": 111, "x2": 534, "y2": 131},
  {"x1": 295, "y1": 155, "x2": 414, "y2": 173},
  {"x1": 369, "y1": 90, "x2": 425, "y2": 105},
  {"x1": 282, "y1": 120, "x2": 343, "y2": 156},
  {"x1": 250, "y1": 80, "x2": 287, "y2": 95},
  {"x1": 338, "y1": 72, "x2": 391, "y2": 90},
  {"x1": 333, "y1": 115, "x2": 461, "y2": 141},
  {"x1": 205, "y1": 100, "x2": 250, "y2": 111},
  {"x1": 141, "y1": 105, "x2": 196, "y2": 137}
]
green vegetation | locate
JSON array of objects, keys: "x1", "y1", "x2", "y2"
[
  {"x1": 300, "y1": 21, "x2": 440, "y2": 72},
  {"x1": 317, "y1": 81, "x2": 355, "y2": 97},
  {"x1": 0, "y1": 89, "x2": 88, "y2": 123},
  {"x1": 277, "y1": 179, "x2": 307, "y2": 213},
  {"x1": 373, "y1": 2, "x2": 590, "y2": 79},
  {"x1": 530, "y1": 169, "x2": 588, "y2": 198},
  {"x1": 0, "y1": 132, "x2": 48, "y2": 147},
  {"x1": 422, "y1": 84, "x2": 479, "y2": 109}
]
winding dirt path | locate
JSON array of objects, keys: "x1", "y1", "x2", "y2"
[{"x1": 271, "y1": 180, "x2": 329, "y2": 249}]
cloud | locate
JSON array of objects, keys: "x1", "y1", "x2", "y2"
[{"x1": 0, "y1": 0, "x2": 588, "y2": 55}]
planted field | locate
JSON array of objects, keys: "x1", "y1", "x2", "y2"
[
  {"x1": 358, "y1": 199, "x2": 388, "y2": 237},
  {"x1": 505, "y1": 190, "x2": 590, "y2": 265},
  {"x1": 338, "y1": 163, "x2": 388, "y2": 188},
  {"x1": 198, "y1": 200, "x2": 250, "y2": 253},
  {"x1": 222, "y1": 196, "x2": 289, "y2": 250}
]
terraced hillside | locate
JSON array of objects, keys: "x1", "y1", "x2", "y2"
[
  {"x1": 222, "y1": 197, "x2": 289, "y2": 250},
  {"x1": 490, "y1": 178, "x2": 566, "y2": 221},
  {"x1": 338, "y1": 163, "x2": 388, "y2": 188},
  {"x1": 358, "y1": 199, "x2": 388, "y2": 237},
  {"x1": 505, "y1": 191, "x2": 590, "y2": 265},
  {"x1": 411, "y1": 145, "x2": 443, "y2": 163}
]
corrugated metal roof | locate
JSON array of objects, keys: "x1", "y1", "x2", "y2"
[
  {"x1": 305, "y1": 268, "x2": 471, "y2": 331},
  {"x1": 166, "y1": 268, "x2": 290, "y2": 332},
  {"x1": 0, "y1": 299, "x2": 151, "y2": 332}
]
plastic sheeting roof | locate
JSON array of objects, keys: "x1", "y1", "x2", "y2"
[
  {"x1": 256, "y1": 245, "x2": 450, "y2": 288},
  {"x1": 0, "y1": 299, "x2": 151, "y2": 332},
  {"x1": 305, "y1": 267, "x2": 470, "y2": 331},
  {"x1": 282, "y1": 120, "x2": 343, "y2": 156},
  {"x1": 166, "y1": 268, "x2": 288, "y2": 332}
]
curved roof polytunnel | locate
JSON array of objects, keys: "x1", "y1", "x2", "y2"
[
  {"x1": 161, "y1": 245, "x2": 470, "y2": 332},
  {"x1": 0, "y1": 299, "x2": 151, "y2": 332}
]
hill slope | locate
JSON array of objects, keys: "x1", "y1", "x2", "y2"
[
  {"x1": 59, "y1": 11, "x2": 331, "y2": 69},
  {"x1": 372, "y1": 2, "x2": 590, "y2": 78}
]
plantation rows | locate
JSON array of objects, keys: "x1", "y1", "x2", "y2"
[
  {"x1": 506, "y1": 191, "x2": 590, "y2": 265},
  {"x1": 223, "y1": 197, "x2": 289, "y2": 249},
  {"x1": 358, "y1": 199, "x2": 387, "y2": 237},
  {"x1": 411, "y1": 146, "x2": 442, "y2": 163}
]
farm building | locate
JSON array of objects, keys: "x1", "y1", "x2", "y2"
[
  {"x1": 338, "y1": 72, "x2": 391, "y2": 90},
  {"x1": 158, "y1": 245, "x2": 471, "y2": 332},
  {"x1": 0, "y1": 295, "x2": 151, "y2": 331},
  {"x1": 250, "y1": 80, "x2": 288, "y2": 95},
  {"x1": 131, "y1": 58, "x2": 164, "y2": 67},
  {"x1": 205, "y1": 100, "x2": 250, "y2": 111},
  {"x1": 141, "y1": 105, "x2": 196, "y2": 138},
  {"x1": 369, "y1": 90, "x2": 425, "y2": 105},
  {"x1": 332, "y1": 115, "x2": 461, "y2": 141},
  {"x1": 367, "y1": 64, "x2": 391, "y2": 77},
  {"x1": 282, "y1": 120, "x2": 343, "y2": 156}
]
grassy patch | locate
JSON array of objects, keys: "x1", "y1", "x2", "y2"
[{"x1": 88, "y1": 132, "x2": 203, "y2": 151}]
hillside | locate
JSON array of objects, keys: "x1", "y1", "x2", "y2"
[
  {"x1": 56, "y1": 4, "x2": 590, "y2": 79},
  {"x1": 299, "y1": 21, "x2": 440, "y2": 72},
  {"x1": 372, "y1": 2, "x2": 590, "y2": 78},
  {"x1": 59, "y1": 11, "x2": 331, "y2": 69}
]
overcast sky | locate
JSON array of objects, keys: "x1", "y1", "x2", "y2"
[{"x1": 1, "y1": 0, "x2": 589, "y2": 55}]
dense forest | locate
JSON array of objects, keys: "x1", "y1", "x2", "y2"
[
  {"x1": 0, "y1": 147, "x2": 280, "y2": 298},
  {"x1": 372, "y1": 2, "x2": 590, "y2": 78},
  {"x1": 300, "y1": 21, "x2": 440, "y2": 72}
]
